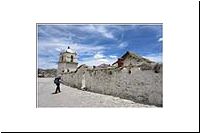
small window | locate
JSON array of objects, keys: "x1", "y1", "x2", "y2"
[
  {"x1": 128, "y1": 70, "x2": 131, "y2": 74},
  {"x1": 61, "y1": 55, "x2": 64, "y2": 62},
  {"x1": 71, "y1": 55, "x2": 73, "y2": 62}
]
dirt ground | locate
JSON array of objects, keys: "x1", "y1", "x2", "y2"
[{"x1": 37, "y1": 78, "x2": 156, "y2": 107}]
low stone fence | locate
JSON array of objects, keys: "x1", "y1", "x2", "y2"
[{"x1": 61, "y1": 64, "x2": 162, "y2": 107}]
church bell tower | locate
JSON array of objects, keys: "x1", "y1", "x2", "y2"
[{"x1": 57, "y1": 46, "x2": 78, "y2": 75}]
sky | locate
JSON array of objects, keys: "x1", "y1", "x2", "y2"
[{"x1": 38, "y1": 24, "x2": 162, "y2": 69}]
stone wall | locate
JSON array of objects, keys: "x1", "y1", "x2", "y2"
[
  {"x1": 65, "y1": 63, "x2": 78, "y2": 72},
  {"x1": 57, "y1": 63, "x2": 66, "y2": 74},
  {"x1": 57, "y1": 62, "x2": 78, "y2": 74},
  {"x1": 61, "y1": 64, "x2": 162, "y2": 107}
]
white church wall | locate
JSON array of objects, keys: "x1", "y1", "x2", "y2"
[{"x1": 61, "y1": 65, "x2": 162, "y2": 107}]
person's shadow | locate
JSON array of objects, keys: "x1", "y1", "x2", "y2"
[{"x1": 51, "y1": 92, "x2": 61, "y2": 95}]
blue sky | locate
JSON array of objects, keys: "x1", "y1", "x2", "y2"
[{"x1": 38, "y1": 24, "x2": 162, "y2": 69}]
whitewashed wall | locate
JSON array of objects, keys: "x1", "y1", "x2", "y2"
[{"x1": 62, "y1": 65, "x2": 162, "y2": 106}]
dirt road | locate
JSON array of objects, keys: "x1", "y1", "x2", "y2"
[{"x1": 37, "y1": 78, "x2": 155, "y2": 107}]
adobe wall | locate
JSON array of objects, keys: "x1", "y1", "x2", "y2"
[
  {"x1": 57, "y1": 63, "x2": 66, "y2": 75},
  {"x1": 57, "y1": 63, "x2": 78, "y2": 74},
  {"x1": 61, "y1": 65, "x2": 162, "y2": 106}
]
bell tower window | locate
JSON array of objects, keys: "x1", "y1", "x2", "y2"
[
  {"x1": 71, "y1": 55, "x2": 74, "y2": 62},
  {"x1": 61, "y1": 55, "x2": 64, "y2": 62}
]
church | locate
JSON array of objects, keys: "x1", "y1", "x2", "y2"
[
  {"x1": 56, "y1": 46, "x2": 162, "y2": 106},
  {"x1": 57, "y1": 46, "x2": 78, "y2": 75}
]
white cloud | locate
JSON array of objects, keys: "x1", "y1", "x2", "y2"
[
  {"x1": 143, "y1": 53, "x2": 162, "y2": 63},
  {"x1": 109, "y1": 55, "x2": 118, "y2": 59},
  {"x1": 79, "y1": 53, "x2": 118, "y2": 66},
  {"x1": 71, "y1": 43, "x2": 106, "y2": 55},
  {"x1": 79, "y1": 57, "x2": 116, "y2": 66},
  {"x1": 158, "y1": 37, "x2": 163, "y2": 42},
  {"x1": 98, "y1": 58, "x2": 109, "y2": 63},
  {"x1": 38, "y1": 57, "x2": 58, "y2": 69},
  {"x1": 118, "y1": 42, "x2": 128, "y2": 48},
  {"x1": 94, "y1": 52, "x2": 105, "y2": 59},
  {"x1": 81, "y1": 25, "x2": 114, "y2": 39},
  {"x1": 39, "y1": 41, "x2": 106, "y2": 56},
  {"x1": 96, "y1": 26, "x2": 114, "y2": 39}
]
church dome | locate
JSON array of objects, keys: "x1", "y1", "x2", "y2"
[{"x1": 66, "y1": 46, "x2": 75, "y2": 53}]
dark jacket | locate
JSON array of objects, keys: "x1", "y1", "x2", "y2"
[{"x1": 54, "y1": 77, "x2": 61, "y2": 85}]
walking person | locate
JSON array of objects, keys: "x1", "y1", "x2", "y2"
[{"x1": 53, "y1": 76, "x2": 61, "y2": 94}]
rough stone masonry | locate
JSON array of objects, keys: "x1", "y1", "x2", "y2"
[{"x1": 58, "y1": 47, "x2": 163, "y2": 107}]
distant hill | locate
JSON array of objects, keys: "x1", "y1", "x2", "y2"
[{"x1": 38, "y1": 68, "x2": 57, "y2": 78}]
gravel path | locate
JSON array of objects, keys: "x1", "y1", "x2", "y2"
[{"x1": 37, "y1": 78, "x2": 155, "y2": 107}]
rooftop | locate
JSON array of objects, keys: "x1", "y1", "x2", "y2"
[{"x1": 66, "y1": 46, "x2": 76, "y2": 54}]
